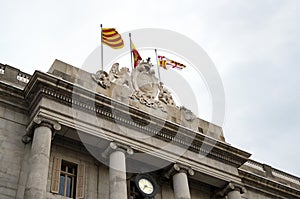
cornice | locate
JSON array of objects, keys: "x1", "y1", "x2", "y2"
[
  {"x1": 0, "y1": 79, "x2": 28, "y2": 111},
  {"x1": 239, "y1": 169, "x2": 300, "y2": 198},
  {"x1": 24, "y1": 71, "x2": 251, "y2": 168}
]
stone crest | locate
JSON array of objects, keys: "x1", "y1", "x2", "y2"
[{"x1": 130, "y1": 61, "x2": 159, "y2": 108}]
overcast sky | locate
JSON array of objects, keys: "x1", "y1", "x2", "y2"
[{"x1": 1, "y1": 0, "x2": 299, "y2": 176}]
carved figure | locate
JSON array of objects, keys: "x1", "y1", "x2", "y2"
[
  {"x1": 158, "y1": 83, "x2": 175, "y2": 106},
  {"x1": 180, "y1": 106, "x2": 196, "y2": 122},
  {"x1": 91, "y1": 70, "x2": 111, "y2": 89},
  {"x1": 108, "y1": 63, "x2": 120, "y2": 82},
  {"x1": 115, "y1": 67, "x2": 131, "y2": 88}
]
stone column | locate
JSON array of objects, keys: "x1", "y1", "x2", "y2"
[
  {"x1": 102, "y1": 142, "x2": 133, "y2": 199},
  {"x1": 227, "y1": 189, "x2": 242, "y2": 199},
  {"x1": 165, "y1": 163, "x2": 194, "y2": 199},
  {"x1": 217, "y1": 182, "x2": 246, "y2": 199},
  {"x1": 24, "y1": 116, "x2": 61, "y2": 199}
]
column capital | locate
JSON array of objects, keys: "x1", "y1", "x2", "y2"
[
  {"x1": 216, "y1": 182, "x2": 246, "y2": 197},
  {"x1": 31, "y1": 116, "x2": 62, "y2": 131},
  {"x1": 101, "y1": 141, "x2": 133, "y2": 158},
  {"x1": 22, "y1": 115, "x2": 61, "y2": 144},
  {"x1": 165, "y1": 163, "x2": 194, "y2": 179}
]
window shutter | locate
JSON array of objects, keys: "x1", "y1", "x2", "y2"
[
  {"x1": 51, "y1": 157, "x2": 61, "y2": 193},
  {"x1": 76, "y1": 162, "x2": 85, "y2": 199}
]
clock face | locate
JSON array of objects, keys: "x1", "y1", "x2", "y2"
[
  {"x1": 135, "y1": 174, "x2": 157, "y2": 197},
  {"x1": 138, "y1": 178, "x2": 154, "y2": 194}
]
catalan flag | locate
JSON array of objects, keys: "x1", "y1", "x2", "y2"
[
  {"x1": 102, "y1": 28, "x2": 124, "y2": 49},
  {"x1": 131, "y1": 40, "x2": 142, "y2": 68}
]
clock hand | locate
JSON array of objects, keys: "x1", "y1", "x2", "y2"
[{"x1": 143, "y1": 184, "x2": 148, "y2": 190}]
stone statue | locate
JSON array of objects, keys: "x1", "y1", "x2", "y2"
[
  {"x1": 108, "y1": 63, "x2": 120, "y2": 82},
  {"x1": 91, "y1": 70, "x2": 111, "y2": 89},
  {"x1": 158, "y1": 82, "x2": 175, "y2": 106}
]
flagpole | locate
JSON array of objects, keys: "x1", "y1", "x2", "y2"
[
  {"x1": 100, "y1": 24, "x2": 104, "y2": 71},
  {"x1": 155, "y1": 49, "x2": 161, "y2": 83},
  {"x1": 129, "y1": 33, "x2": 134, "y2": 71}
]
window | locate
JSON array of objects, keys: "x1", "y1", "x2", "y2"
[
  {"x1": 59, "y1": 160, "x2": 77, "y2": 197},
  {"x1": 51, "y1": 157, "x2": 85, "y2": 199}
]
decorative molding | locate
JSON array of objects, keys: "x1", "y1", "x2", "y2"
[
  {"x1": 101, "y1": 141, "x2": 134, "y2": 158},
  {"x1": 165, "y1": 163, "x2": 194, "y2": 179},
  {"x1": 243, "y1": 159, "x2": 300, "y2": 185},
  {"x1": 24, "y1": 72, "x2": 251, "y2": 168},
  {"x1": 239, "y1": 169, "x2": 300, "y2": 198}
]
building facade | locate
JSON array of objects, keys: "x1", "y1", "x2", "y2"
[{"x1": 0, "y1": 60, "x2": 299, "y2": 199}]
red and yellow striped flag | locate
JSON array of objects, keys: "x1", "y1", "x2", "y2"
[
  {"x1": 102, "y1": 28, "x2": 124, "y2": 49},
  {"x1": 158, "y1": 55, "x2": 168, "y2": 69},
  {"x1": 158, "y1": 55, "x2": 186, "y2": 70},
  {"x1": 168, "y1": 59, "x2": 186, "y2": 70}
]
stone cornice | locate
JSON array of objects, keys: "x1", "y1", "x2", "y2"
[
  {"x1": 24, "y1": 70, "x2": 251, "y2": 168},
  {"x1": 0, "y1": 78, "x2": 28, "y2": 112},
  {"x1": 239, "y1": 169, "x2": 300, "y2": 198}
]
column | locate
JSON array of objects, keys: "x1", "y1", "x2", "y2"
[
  {"x1": 173, "y1": 172, "x2": 190, "y2": 199},
  {"x1": 102, "y1": 142, "x2": 133, "y2": 199},
  {"x1": 217, "y1": 182, "x2": 246, "y2": 199},
  {"x1": 24, "y1": 117, "x2": 61, "y2": 199},
  {"x1": 165, "y1": 163, "x2": 194, "y2": 199},
  {"x1": 228, "y1": 189, "x2": 242, "y2": 199}
]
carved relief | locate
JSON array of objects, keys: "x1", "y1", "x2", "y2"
[
  {"x1": 130, "y1": 91, "x2": 158, "y2": 108},
  {"x1": 91, "y1": 70, "x2": 111, "y2": 89},
  {"x1": 131, "y1": 61, "x2": 159, "y2": 98},
  {"x1": 158, "y1": 82, "x2": 175, "y2": 106},
  {"x1": 115, "y1": 67, "x2": 132, "y2": 88},
  {"x1": 90, "y1": 62, "x2": 200, "y2": 127},
  {"x1": 180, "y1": 106, "x2": 196, "y2": 122},
  {"x1": 180, "y1": 106, "x2": 199, "y2": 131},
  {"x1": 108, "y1": 63, "x2": 120, "y2": 82}
]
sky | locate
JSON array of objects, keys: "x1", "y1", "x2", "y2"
[{"x1": 1, "y1": 0, "x2": 299, "y2": 176}]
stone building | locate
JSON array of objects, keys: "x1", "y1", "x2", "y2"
[{"x1": 0, "y1": 59, "x2": 299, "y2": 199}]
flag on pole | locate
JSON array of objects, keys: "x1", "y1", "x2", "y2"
[
  {"x1": 157, "y1": 55, "x2": 186, "y2": 70},
  {"x1": 168, "y1": 59, "x2": 186, "y2": 70},
  {"x1": 102, "y1": 28, "x2": 124, "y2": 49},
  {"x1": 158, "y1": 55, "x2": 168, "y2": 69},
  {"x1": 131, "y1": 40, "x2": 142, "y2": 68}
]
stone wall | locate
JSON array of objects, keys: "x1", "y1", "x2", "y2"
[{"x1": 0, "y1": 104, "x2": 28, "y2": 199}]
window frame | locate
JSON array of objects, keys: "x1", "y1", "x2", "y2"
[{"x1": 51, "y1": 157, "x2": 85, "y2": 199}]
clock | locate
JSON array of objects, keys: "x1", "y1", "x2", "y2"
[{"x1": 135, "y1": 174, "x2": 157, "y2": 198}]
